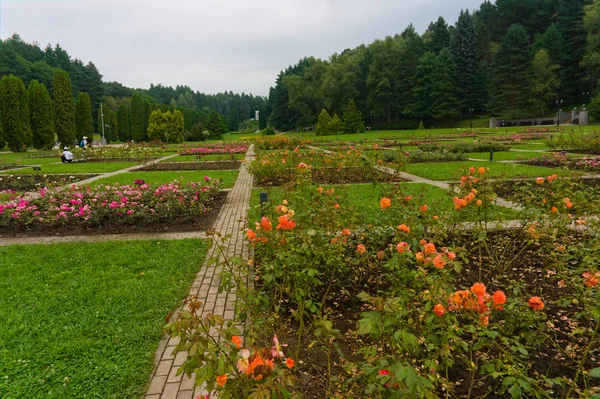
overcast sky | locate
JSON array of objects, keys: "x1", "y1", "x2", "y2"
[{"x1": 1, "y1": 0, "x2": 483, "y2": 96}]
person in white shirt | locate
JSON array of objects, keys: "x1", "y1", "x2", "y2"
[{"x1": 61, "y1": 147, "x2": 74, "y2": 163}]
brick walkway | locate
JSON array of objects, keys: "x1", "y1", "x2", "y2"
[{"x1": 144, "y1": 145, "x2": 255, "y2": 399}]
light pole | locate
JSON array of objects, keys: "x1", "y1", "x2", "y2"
[
  {"x1": 556, "y1": 99, "x2": 563, "y2": 126},
  {"x1": 100, "y1": 103, "x2": 107, "y2": 145},
  {"x1": 469, "y1": 108, "x2": 474, "y2": 129}
]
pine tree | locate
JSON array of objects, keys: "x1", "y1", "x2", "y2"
[
  {"x1": 408, "y1": 52, "x2": 437, "y2": 119},
  {"x1": 131, "y1": 93, "x2": 149, "y2": 142},
  {"x1": 342, "y1": 102, "x2": 366, "y2": 134},
  {"x1": 75, "y1": 92, "x2": 93, "y2": 142},
  {"x1": 53, "y1": 69, "x2": 76, "y2": 147},
  {"x1": 426, "y1": 17, "x2": 451, "y2": 54},
  {"x1": 316, "y1": 109, "x2": 332, "y2": 136},
  {"x1": 488, "y1": 24, "x2": 532, "y2": 117},
  {"x1": 116, "y1": 104, "x2": 132, "y2": 141},
  {"x1": 0, "y1": 103, "x2": 4, "y2": 149},
  {"x1": 0, "y1": 74, "x2": 31, "y2": 152},
  {"x1": 28, "y1": 80, "x2": 55, "y2": 149},
  {"x1": 451, "y1": 10, "x2": 481, "y2": 113},
  {"x1": 432, "y1": 48, "x2": 461, "y2": 119},
  {"x1": 204, "y1": 110, "x2": 225, "y2": 139},
  {"x1": 329, "y1": 113, "x2": 343, "y2": 133}
]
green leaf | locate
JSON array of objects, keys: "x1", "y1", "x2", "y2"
[
  {"x1": 589, "y1": 367, "x2": 600, "y2": 378},
  {"x1": 508, "y1": 384, "x2": 522, "y2": 398}
]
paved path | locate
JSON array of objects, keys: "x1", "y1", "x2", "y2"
[{"x1": 144, "y1": 146, "x2": 255, "y2": 399}]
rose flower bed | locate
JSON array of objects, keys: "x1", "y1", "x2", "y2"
[
  {"x1": 0, "y1": 179, "x2": 223, "y2": 235},
  {"x1": 250, "y1": 147, "x2": 402, "y2": 186},
  {"x1": 165, "y1": 169, "x2": 599, "y2": 398},
  {"x1": 179, "y1": 143, "x2": 248, "y2": 156},
  {"x1": 0, "y1": 174, "x2": 99, "y2": 191}
]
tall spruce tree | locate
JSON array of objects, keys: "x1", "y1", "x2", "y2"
[
  {"x1": 451, "y1": 10, "x2": 481, "y2": 113},
  {"x1": 342, "y1": 102, "x2": 366, "y2": 133},
  {"x1": 0, "y1": 74, "x2": 31, "y2": 152},
  {"x1": 53, "y1": 69, "x2": 76, "y2": 147},
  {"x1": 0, "y1": 102, "x2": 4, "y2": 149},
  {"x1": 408, "y1": 52, "x2": 437, "y2": 119},
  {"x1": 316, "y1": 109, "x2": 332, "y2": 136},
  {"x1": 28, "y1": 80, "x2": 55, "y2": 149},
  {"x1": 117, "y1": 104, "x2": 132, "y2": 141},
  {"x1": 488, "y1": 24, "x2": 532, "y2": 117},
  {"x1": 75, "y1": 92, "x2": 93, "y2": 142},
  {"x1": 432, "y1": 48, "x2": 461, "y2": 119},
  {"x1": 131, "y1": 93, "x2": 149, "y2": 142},
  {"x1": 426, "y1": 17, "x2": 451, "y2": 54},
  {"x1": 204, "y1": 110, "x2": 225, "y2": 138}
]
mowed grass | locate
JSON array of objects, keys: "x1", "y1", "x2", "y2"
[
  {"x1": 0, "y1": 239, "x2": 209, "y2": 399},
  {"x1": 163, "y1": 154, "x2": 245, "y2": 162},
  {"x1": 0, "y1": 162, "x2": 141, "y2": 175},
  {"x1": 404, "y1": 161, "x2": 575, "y2": 181},
  {"x1": 0, "y1": 154, "x2": 60, "y2": 165},
  {"x1": 466, "y1": 151, "x2": 552, "y2": 161},
  {"x1": 87, "y1": 170, "x2": 239, "y2": 188},
  {"x1": 249, "y1": 182, "x2": 518, "y2": 223}
]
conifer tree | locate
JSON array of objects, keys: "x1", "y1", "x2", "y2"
[
  {"x1": 28, "y1": 80, "x2": 55, "y2": 149},
  {"x1": 342, "y1": 102, "x2": 366, "y2": 134},
  {"x1": 0, "y1": 103, "x2": 4, "y2": 149},
  {"x1": 117, "y1": 104, "x2": 132, "y2": 141},
  {"x1": 316, "y1": 109, "x2": 332, "y2": 136},
  {"x1": 0, "y1": 74, "x2": 31, "y2": 152},
  {"x1": 329, "y1": 113, "x2": 343, "y2": 134},
  {"x1": 529, "y1": 49, "x2": 560, "y2": 116},
  {"x1": 75, "y1": 92, "x2": 93, "y2": 142},
  {"x1": 432, "y1": 48, "x2": 461, "y2": 119},
  {"x1": 53, "y1": 69, "x2": 76, "y2": 147},
  {"x1": 131, "y1": 93, "x2": 149, "y2": 142},
  {"x1": 451, "y1": 10, "x2": 481, "y2": 113},
  {"x1": 205, "y1": 110, "x2": 226, "y2": 139}
]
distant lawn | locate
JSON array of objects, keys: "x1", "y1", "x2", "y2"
[
  {"x1": 249, "y1": 182, "x2": 518, "y2": 224},
  {"x1": 466, "y1": 151, "x2": 553, "y2": 161},
  {"x1": 0, "y1": 239, "x2": 209, "y2": 399},
  {"x1": 509, "y1": 143, "x2": 551, "y2": 150},
  {"x1": 163, "y1": 154, "x2": 245, "y2": 162},
  {"x1": 0, "y1": 162, "x2": 140, "y2": 175},
  {"x1": 88, "y1": 170, "x2": 239, "y2": 188},
  {"x1": 404, "y1": 161, "x2": 575, "y2": 181},
  {"x1": 0, "y1": 153, "x2": 60, "y2": 165}
]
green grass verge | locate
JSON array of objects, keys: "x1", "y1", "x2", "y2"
[
  {"x1": 466, "y1": 151, "x2": 552, "y2": 161},
  {"x1": 87, "y1": 170, "x2": 239, "y2": 188},
  {"x1": 249, "y1": 183, "x2": 518, "y2": 224},
  {"x1": 404, "y1": 161, "x2": 575, "y2": 181},
  {"x1": 0, "y1": 162, "x2": 140, "y2": 175},
  {"x1": 0, "y1": 239, "x2": 209, "y2": 399},
  {"x1": 509, "y1": 143, "x2": 551, "y2": 150}
]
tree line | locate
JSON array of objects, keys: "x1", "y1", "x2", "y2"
[{"x1": 268, "y1": 0, "x2": 597, "y2": 131}]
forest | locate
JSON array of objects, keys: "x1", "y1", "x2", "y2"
[{"x1": 268, "y1": 0, "x2": 600, "y2": 131}]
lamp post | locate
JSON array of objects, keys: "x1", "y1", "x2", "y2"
[
  {"x1": 556, "y1": 99, "x2": 563, "y2": 126},
  {"x1": 100, "y1": 103, "x2": 107, "y2": 146},
  {"x1": 469, "y1": 108, "x2": 474, "y2": 129}
]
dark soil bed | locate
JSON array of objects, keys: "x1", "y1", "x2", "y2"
[
  {"x1": 139, "y1": 161, "x2": 241, "y2": 171},
  {"x1": 0, "y1": 192, "x2": 226, "y2": 238},
  {"x1": 252, "y1": 231, "x2": 597, "y2": 398},
  {"x1": 0, "y1": 174, "x2": 99, "y2": 191},
  {"x1": 0, "y1": 165, "x2": 27, "y2": 171}
]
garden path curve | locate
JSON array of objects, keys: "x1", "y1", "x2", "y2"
[{"x1": 144, "y1": 145, "x2": 255, "y2": 399}]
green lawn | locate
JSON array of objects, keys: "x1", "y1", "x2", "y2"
[
  {"x1": 0, "y1": 162, "x2": 140, "y2": 175},
  {"x1": 163, "y1": 154, "x2": 245, "y2": 162},
  {"x1": 509, "y1": 143, "x2": 551, "y2": 150},
  {"x1": 404, "y1": 161, "x2": 575, "y2": 181},
  {"x1": 249, "y1": 182, "x2": 518, "y2": 224},
  {"x1": 466, "y1": 151, "x2": 552, "y2": 161},
  {"x1": 0, "y1": 153, "x2": 62, "y2": 165},
  {"x1": 0, "y1": 239, "x2": 209, "y2": 399},
  {"x1": 87, "y1": 170, "x2": 239, "y2": 188}
]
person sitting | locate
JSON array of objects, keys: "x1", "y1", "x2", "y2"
[
  {"x1": 61, "y1": 147, "x2": 74, "y2": 163},
  {"x1": 80, "y1": 136, "x2": 88, "y2": 149}
]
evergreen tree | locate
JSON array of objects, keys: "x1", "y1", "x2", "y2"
[
  {"x1": 316, "y1": 109, "x2": 332, "y2": 136},
  {"x1": 582, "y1": 0, "x2": 600, "y2": 95},
  {"x1": 425, "y1": 17, "x2": 451, "y2": 54},
  {"x1": 75, "y1": 92, "x2": 93, "y2": 142},
  {"x1": 397, "y1": 25, "x2": 426, "y2": 116},
  {"x1": 329, "y1": 113, "x2": 343, "y2": 133},
  {"x1": 408, "y1": 52, "x2": 437, "y2": 119},
  {"x1": 53, "y1": 69, "x2": 76, "y2": 147},
  {"x1": 451, "y1": 10, "x2": 481, "y2": 113},
  {"x1": 228, "y1": 108, "x2": 240, "y2": 131},
  {"x1": 204, "y1": 109, "x2": 225, "y2": 139},
  {"x1": 432, "y1": 48, "x2": 461, "y2": 119},
  {"x1": 342, "y1": 102, "x2": 366, "y2": 134},
  {"x1": 131, "y1": 93, "x2": 149, "y2": 142},
  {"x1": 99, "y1": 107, "x2": 118, "y2": 143},
  {"x1": 529, "y1": 50, "x2": 560, "y2": 116},
  {"x1": 488, "y1": 24, "x2": 532, "y2": 116},
  {"x1": 0, "y1": 103, "x2": 4, "y2": 149},
  {"x1": 28, "y1": 80, "x2": 55, "y2": 149},
  {"x1": 116, "y1": 104, "x2": 131, "y2": 141},
  {"x1": 147, "y1": 109, "x2": 184, "y2": 143},
  {"x1": 0, "y1": 74, "x2": 31, "y2": 152}
]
